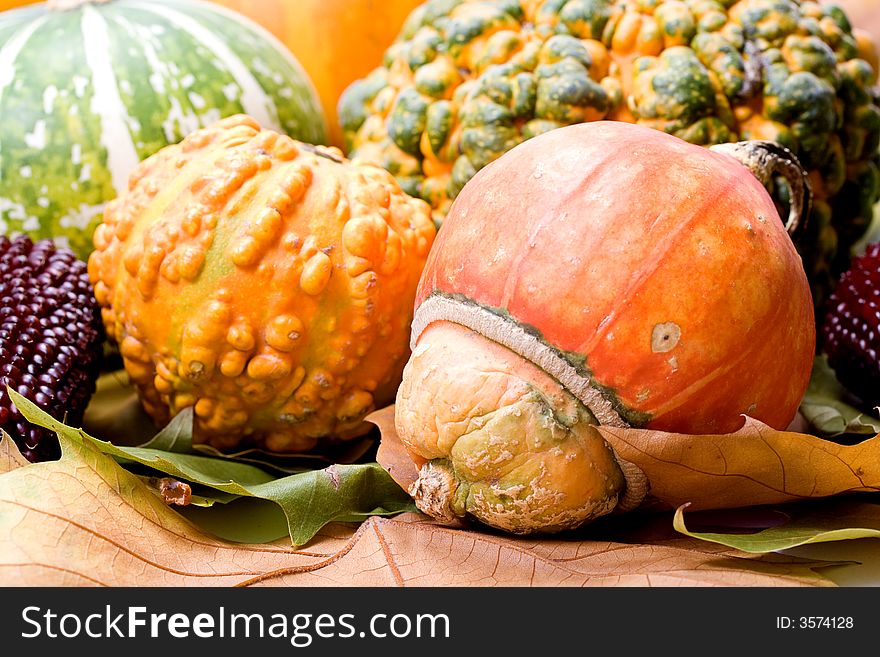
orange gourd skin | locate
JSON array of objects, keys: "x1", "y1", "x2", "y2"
[
  {"x1": 0, "y1": 0, "x2": 35, "y2": 10},
  {"x1": 88, "y1": 115, "x2": 436, "y2": 453},
  {"x1": 209, "y1": 0, "x2": 423, "y2": 148},
  {"x1": 414, "y1": 121, "x2": 816, "y2": 434}
]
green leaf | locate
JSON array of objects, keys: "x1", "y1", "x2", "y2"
[
  {"x1": 798, "y1": 354, "x2": 880, "y2": 439},
  {"x1": 82, "y1": 370, "x2": 158, "y2": 446},
  {"x1": 141, "y1": 406, "x2": 376, "y2": 474},
  {"x1": 10, "y1": 388, "x2": 417, "y2": 547},
  {"x1": 673, "y1": 496, "x2": 880, "y2": 553},
  {"x1": 189, "y1": 439, "x2": 377, "y2": 475},
  {"x1": 139, "y1": 408, "x2": 196, "y2": 453},
  {"x1": 85, "y1": 370, "x2": 376, "y2": 474},
  {"x1": 176, "y1": 496, "x2": 292, "y2": 544}
]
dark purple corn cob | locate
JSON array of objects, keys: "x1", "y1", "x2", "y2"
[
  {"x1": 0, "y1": 235, "x2": 104, "y2": 462},
  {"x1": 820, "y1": 241, "x2": 880, "y2": 411}
]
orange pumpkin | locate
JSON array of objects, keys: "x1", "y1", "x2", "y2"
[
  {"x1": 0, "y1": 0, "x2": 36, "y2": 10},
  {"x1": 208, "y1": 0, "x2": 423, "y2": 148},
  {"x1": 394, "y1": 121, "x2": 816, "y2": 534}
]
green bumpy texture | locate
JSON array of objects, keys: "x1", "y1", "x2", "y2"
[{"x1": 339, "y1": 0, "x2": 880, "y2": 312}]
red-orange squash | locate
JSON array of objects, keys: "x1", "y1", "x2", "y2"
[{"x1": 394, "y1": 121, "x2": 816, "y2": 534}]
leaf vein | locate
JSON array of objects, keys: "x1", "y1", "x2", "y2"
[{"x1": 5, "y1": 499, "x2": 281, "y2": 579}]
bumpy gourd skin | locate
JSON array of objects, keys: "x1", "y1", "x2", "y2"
[
  {"x1": 88, "y1": 115, "x2": 436, "y2": 453},
  {"x1": 339, "y1": 0, "x2": 880, "y2": 308},
  {"x1": 396, "y1": 321, "x2": 626, "y2": 534}
]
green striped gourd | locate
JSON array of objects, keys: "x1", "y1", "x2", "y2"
[{"x1": 0, "y1": 0, "x2": 327, "y2": 260}]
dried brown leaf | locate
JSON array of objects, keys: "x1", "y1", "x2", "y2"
[
  {"x1": 245, "y1": 513, "x2": 834, "y2": 587},
  {"x1": 0, "y1": 422, "x2": 836, "y2": 587},
  {"x1": 367, "y1": 405, "x2": 422, "y2": 492},
  {"x1": 0, "y1": 436, "x2": 356, "y2": 586},
  {"x1": 0, "y1": 431, "x2": 30, "y2": 474},
  {"x1": 598, "y1": 417, "x2": 880, "y2": 511}
]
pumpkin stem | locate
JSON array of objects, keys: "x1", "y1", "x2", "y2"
[{"x1": 709, "y1": 140, "x2": 812, "y2": 239}]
